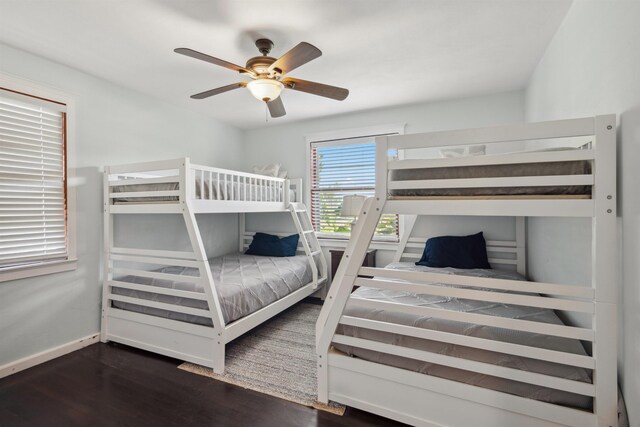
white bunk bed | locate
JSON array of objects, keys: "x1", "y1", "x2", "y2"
[
  {"x1": 101, "y1": 158, "x2": 327, "y2": 373},
  {"x1": 316, "y1": 116, "x2": 618, "y2": 427}
]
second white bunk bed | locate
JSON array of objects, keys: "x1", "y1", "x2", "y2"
[
  {"x1": 316, "y1": 116, "x2": 619, "y2": 427},
  {"x1": 101, "y1": 158, "x2": 327, "y2": 373}
]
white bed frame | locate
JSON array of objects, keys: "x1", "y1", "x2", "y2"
[
  {"x1": 101, "y1": 158, "x2": 327, "y2": 373},
  {"x1": 316, "y1": 116, "x2": 618, "y2": 426}
]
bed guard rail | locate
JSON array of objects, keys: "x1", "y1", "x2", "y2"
[
  {"x1": 105, "y1": 158, "x2": 297, "y2": 209},
  {"x1": 375, "y1": 116, "x2": 616, "y2": 216}
]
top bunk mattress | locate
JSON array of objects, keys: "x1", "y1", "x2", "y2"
[
  {"x1": 389, "y1": 158, "x2": 592, "y2": 198},
  {"x1": 333, "y1": 262, "x2": 593, "y2": 410},
  {"x1": 111, "y1": 179, "x2": 292, "y2": 203},
  {"x1": 111, "y1": 253, "x2": 315, "y2": 325}
]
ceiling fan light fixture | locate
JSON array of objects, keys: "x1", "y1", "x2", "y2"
[
  {"x1": 247, "y1": 79, "x2": 284, "y2": 102},
  {"x1": 176, "y1": 40, "x2": 348, "y2": 118}
]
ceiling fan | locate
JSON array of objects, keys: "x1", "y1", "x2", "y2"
[{"x1": 174, "y1": 39, "x2": 349, "y2": 118}]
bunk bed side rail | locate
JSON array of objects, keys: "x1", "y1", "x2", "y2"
[
  {"x1": 376, "y1": 116, "x2": 615, "y2": 218},
  {"x1": 106, "y1": 158, "x2": 186, "y2": 211},
  {"x1": 104, "y1": 158, "x2": 294, "y2": 211},
  {"x1": 384, "y1": 116, "x2": 596, "y2": 150},
  {"x1": 108, "y1": 158, "x2": 186, "y2": 175},
  {"x1": 189, "y1": 162, "x2": 287, "y2": 203},
  {"x1": 187, "y1": 164, "x2": 288, "y2": 204}
]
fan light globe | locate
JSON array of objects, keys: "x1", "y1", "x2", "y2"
[{"x1": 247, "y1": 79, "x2": 284, "y2": 102}]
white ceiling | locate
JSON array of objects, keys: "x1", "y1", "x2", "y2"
[{"x1": 0, "y1": 0, "x2": 572, "y2": 129}]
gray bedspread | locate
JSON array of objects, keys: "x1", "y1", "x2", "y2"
[
  {"x1": 334, "y1": 263, "x2": 593, "y2": 409},
  {"x1": 389, "y1": 160, "x2": 591, "y2": 197},
  {"x1": 112, "y1": 253, "x2": 315, "y2": 325}
]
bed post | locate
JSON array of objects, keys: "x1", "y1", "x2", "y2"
[
  {"x1": 182, "y1": 158, "x2": 227, "y2": 373},
  {"x1": 393, "y1": 214, "x2": 417, "y2": 262},
  {"x1": 238, "y1": 213, "x2": 246, "y2": 252},
  {"x1": 101, "y1": 166, "x2": 112, "y2": 343},
  {"x1": 592, "y1": 115, "x2": 618, "y2": 427},
  {"x1": 515, "y1": 217, "x2": 526, "y2": 276},
  {"x1": 284, "y1": 178, "x2": 291, "y2": 206}
]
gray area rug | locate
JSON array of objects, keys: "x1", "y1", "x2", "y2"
[{"x1": 179, "y1": 303, "x2": 346, "y2": 415}]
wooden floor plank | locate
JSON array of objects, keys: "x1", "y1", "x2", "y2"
[{"x1": 0, "y1": 343, "x2": 404, "y2": 427}]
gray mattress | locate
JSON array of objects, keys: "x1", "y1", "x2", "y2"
[
  {"x1": 111, "y1": 179, "x2": 290, "y2": 203},
  {"x1": 112, "y1": 253, "x2": 314, "y2": 325},
  {"x1": 334, "y1": 263, "x2": 593, "y2": 409},
  {"x1": 389, "y1": 160, "x2": 591, "y2": 197}
]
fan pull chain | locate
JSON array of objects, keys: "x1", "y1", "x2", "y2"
[{"x1": 265, "y1": 102, "x2": 269, "y2": 123}]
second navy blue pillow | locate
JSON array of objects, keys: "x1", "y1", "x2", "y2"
[
  {"x1": 415, "y1": 232, "x2": 491, "y2": 269},
  {"x1": 245, "y1": 232, "x2": 299, "y2": 257}
]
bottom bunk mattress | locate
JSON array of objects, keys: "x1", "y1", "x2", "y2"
[
  {"x1": 333, "y1": 263, "x2": 593, "y2": 410},
  {"x1": 111, "y1": 253, "x2": 315, "y2": 326}
]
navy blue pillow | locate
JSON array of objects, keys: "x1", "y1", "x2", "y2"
[
  {"x1": 415, "y1": 232, "x2": 491, "y2": 269},
  {"x1": 245, "y1": 232, "x2": 299, "y2": 257}
]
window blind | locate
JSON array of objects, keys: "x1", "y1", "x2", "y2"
[
  {"x1": 310, "y1": 138, "x2": 398, "y2": 240},
  {"x1": 0, "y1": 89, "x2": 67, "y2": 268}
]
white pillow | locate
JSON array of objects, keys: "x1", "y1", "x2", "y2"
[
  {"x1": 252, "y1": 163, "x2": 288, "y2": 178},
  {"x1": 440, "y1": 145, "x2": 486, "y2": 158}
]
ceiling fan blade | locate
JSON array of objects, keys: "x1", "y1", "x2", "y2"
[
  {"x1": 191, "y1": 82, "x2": 246, "y2": 99},
  {"x1": 268, "y1": 42, "x2": 321, "y2": 75},
  {"x1": 282, "y1": 78, "x2": 349, "y2": 101},
  {"x1": 267, "y1": 97, "x2": 286, "y2": 118},
  {"x1": 175, "y1": 48, "x2": 255, "y2": 76}
]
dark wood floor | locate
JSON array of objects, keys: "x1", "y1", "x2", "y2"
[{"x1": 0, "y1": 343, "x2": 405, "y2": 427}]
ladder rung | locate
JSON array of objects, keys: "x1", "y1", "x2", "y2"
[
  {"x1": 295, "y1": 209, "x2": 306, "y2": 213},
  {"x1": 310, "y1": 250, "x2": 321, "y2": 256},
  {"x1": 303, "y1": 230, "x2": 314, "y2": 234}
]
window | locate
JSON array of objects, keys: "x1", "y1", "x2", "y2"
[
  {"x1": 0, "y1": 85, "x2": 75, "y2": 281},
  {"x1": 309, "y1": 127, "x2": 402, "y2": 241}
]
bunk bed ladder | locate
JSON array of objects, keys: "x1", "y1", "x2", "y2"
[{"x1": 289, "y1": 202, "x2": 327, "y2": 288}]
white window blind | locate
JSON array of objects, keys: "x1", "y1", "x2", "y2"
[
  {"x1": 0, "y1": 89, "x2": 68, "y2": 269},
  {"x1": 310, "y1": 137, "x2": 398, "y2": 240}
]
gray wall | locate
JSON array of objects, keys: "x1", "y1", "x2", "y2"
[
  {"x1": 0, "y1": 43, "x2": 244, "y2": 367},
  {"x1": 523, "y1": 0, "x2": 640, "y2": 423}
]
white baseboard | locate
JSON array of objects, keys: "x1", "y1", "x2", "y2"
[{"x1": 0, "y1": 333, "x2": 99, "y2": 379}]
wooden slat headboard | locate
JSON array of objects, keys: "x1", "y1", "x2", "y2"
[{"x1": 392, "y1": 216, "x2": 526, "y2": 275}]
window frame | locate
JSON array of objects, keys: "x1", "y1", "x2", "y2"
[
  {"x1": 305, "y1": 123, "x2": 405, "y2": 245},
  {"x1": 0, "y1": 74, "x2": 77, "y2": 282}
]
